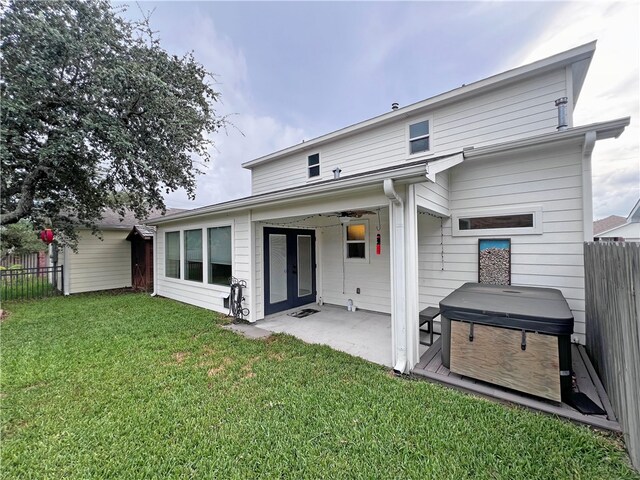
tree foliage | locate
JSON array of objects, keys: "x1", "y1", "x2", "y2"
[
  {"x1": 0, "y1": 0, "x2": 225, "y2": 243},
  {"x1": 0, "y1": 220, "x2": 46, "y2": 256}
]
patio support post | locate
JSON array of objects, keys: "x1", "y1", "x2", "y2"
[
  {"x1": 404, "y1": 185, "x2": 420, "y2": 369},
  {"x1": 385, "y1": 179, "x2": 409, "y2": 373}
]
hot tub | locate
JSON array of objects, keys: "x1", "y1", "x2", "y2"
[{"x1": 439, "y1": 283, "x2": 573, "y2": 402}]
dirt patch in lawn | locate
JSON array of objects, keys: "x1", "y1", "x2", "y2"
[
  {"x1": 173, "y1": 352, "x2": 190, "y2": 364},
  {"x1": 268, "y1": 351, "x2": 286, "y2": 362},
  {"x1": 241, "y1": 356, "x2": 260, "y2": 379},
  {"x1": 207, "y1": 357, "x2": 232, "y2": 377}
]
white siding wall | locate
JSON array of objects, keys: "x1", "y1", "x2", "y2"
[
  {"x1": 251, "y1": 69, "x2": 566, "y2": 195},
  {"x1": 155, "y1": 213, "x2": 252, "y2": 318},
  {"x1": 418, "y1": 140, "x2": 588, "y2": 343},
  {"x1": 320, "y1": 210, "x2": 391, "y2": 313},
  {"x1": 415, "y1": 171, "x2": 450, "y2": 216},
  {"x1": 67, "y1": 230, "x2": 131, "y2": 294}
]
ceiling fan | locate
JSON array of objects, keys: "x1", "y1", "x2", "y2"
[
  {"x1": 326, "y1": 210, "x2": 376, "y2": 218},
  {"x1": 324, "y1": 210, "x2": 376, "y2": 224}
]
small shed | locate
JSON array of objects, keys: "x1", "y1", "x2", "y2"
[{"x1": 126, "y1": 225, "x2": 154, "y2": 291}]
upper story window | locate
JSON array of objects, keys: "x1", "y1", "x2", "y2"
[
  {"x1": 308, "y1": 153, "x2": 320, "y2": 178},
  {"x1": 408, "y1": 119, "x2": 431, "y2": 155},
  {"x1": 208, "y1": 226, "x2": 232, "y2": 286},
  {"x1": 165, "y1": 231, "x2": 180, "y2": 279},
  {"x1": 184, "y1": 229, "x2": 203, "y2": 282}
]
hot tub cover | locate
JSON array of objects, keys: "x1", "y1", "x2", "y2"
[{"x1": 439, "y1": 283, "x2": 574, "y2": 335}]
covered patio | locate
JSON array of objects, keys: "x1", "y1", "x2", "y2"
[{"x1": 257, "y1": 303, "x2": 432, "y2": 367}]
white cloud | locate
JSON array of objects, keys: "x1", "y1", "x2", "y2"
[
  {"x1": 503, "y1": 2, "x2": 639, "y2": 219},
  {"x1": 158, "y1": 10, "x2": 306, "y2": 209}
]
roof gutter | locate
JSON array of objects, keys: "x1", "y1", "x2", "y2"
[
  {"x1": 463, "y1": 117, "x2": 630, "y2": 159},
  {"x1": 149, "y1": 160, "x2": 436, "y2": 225}
]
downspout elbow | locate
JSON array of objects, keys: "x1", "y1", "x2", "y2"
[
  {"x1": 383, "y1": 178, "x2": 403, "y2": 205},
  {"x1": 393, "y1": 359, "x2": 407, "y2": 376}
]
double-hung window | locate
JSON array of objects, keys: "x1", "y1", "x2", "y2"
[
  {"x1": 208, "y1": 226, "x2": 232, "y2": 285},
  {"x1": 184, "y1": 229, "x2": 203, "y2": 282},
  {"x1": 408, "y1": 119, "x2": 431, "y2": 155},
  {"x1": 308, "y1": 153, "x2": 320, "y2": 178},
  {"x1": 345, "y1": 222, "x2": 368, "y2": 261},
  {"x1": 165, "y1": 232, "x2": 180, "y2": 278}
]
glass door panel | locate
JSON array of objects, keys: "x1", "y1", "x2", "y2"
[
  {"x1": 269, "y1": 234, "x2": 287, "y2": 304},
  {"x1": 297, "y1": 235, "x2": 312, "y2": 297}
]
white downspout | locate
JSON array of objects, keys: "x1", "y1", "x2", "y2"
[
  {"x1": 582, "y1": 131, "x2": 596, "y2": 242},
  {"x1": 151, "y1": 229, "x2": 158, "y2": 297},
  {"x1": 384, "y1": 178, "x2": 407, "y2": 374}
]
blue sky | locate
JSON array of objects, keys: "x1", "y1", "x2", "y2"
[{"x1": 122, "y1": 1, "x2": 639, "y2": 220}]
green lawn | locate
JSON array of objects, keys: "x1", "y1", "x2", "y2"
[{"x1": 1, "y1": 293, "x2": 637, "y2": 479}]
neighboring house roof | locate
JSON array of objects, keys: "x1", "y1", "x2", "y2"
[
  {"x1": 593, "y1": 215, "x2": 626, "y2": 235},
  {"x1": 93, "y1": 207, "x2": 188, "y2": 230},
  {"x1": 627, "y1": 198, "x2": 640, "y2": 223},
  {"x1": 148, "y1": 117, "x2": 630, "y2": 226},
  {"x1": 595, "y1": 199, "x2": 640, "y2": 238},
  {"x1": 242, "y1": 41, "x2": 596, "y2": 170}
]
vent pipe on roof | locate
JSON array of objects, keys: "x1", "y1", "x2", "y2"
[
  {"x1": 333, "y1": 166, "x2": 342, "y2": 179},
  {"x1": 555, "y1": 97, "x2": 568, "y2": 131},
  {"x1": 391, "y1": 102, "x2": 399, "y2": 111}
]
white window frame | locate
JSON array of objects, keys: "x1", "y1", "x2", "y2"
[
  {"x1": 452, "y1": 205, "x2": 543, "y2": 237},
  {"x1": 184, "y1": 228, "x2": 204, "y2": 283},
  {"x1": 344, "y1": 219, "x2": 369, "y2": 263},
  {"x1": 207, "y1": 225, "x2": 233, "y2": 286},
  {"x1": 160, "y1": 221, "x2": 234, "y2": 294},
  {"x1": 307, "y1": 152, "x2": 321, "y2": 179},
  {"x1": 406, "y1": 115, "x2": 433, "y2": 158},
  {"x1": 165, "y1": 231, "x2": 181, "y2": 279}
]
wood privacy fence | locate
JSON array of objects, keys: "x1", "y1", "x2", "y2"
[
  {"x1": 1, "y1": 252, "x2": 47, "y2": 270},
  {"x1": 584, "y1": 242, "x2": 640, "y2": 470}
]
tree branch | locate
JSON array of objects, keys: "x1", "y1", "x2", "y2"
[{"x1": 0, "y1": 165, "x2": 49, "y2": 225}]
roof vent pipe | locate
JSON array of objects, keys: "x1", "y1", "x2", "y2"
[
  {"x1": 555, "y1": 97, "x2": 568, "y2": 131},
  {"x1": 333, "y1": 166, "x2": 341, "y2": 179},
  {"x1": 391, "y1": 102, "x2": 399, "y2": 111}
]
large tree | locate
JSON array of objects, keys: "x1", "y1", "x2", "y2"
[{"x1": 1, "y1": 0, "x2": 225, "y2": 243}]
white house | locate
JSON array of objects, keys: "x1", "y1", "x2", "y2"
[
  {"x1": 594, "y1": 199, "x2": 640, "y2": 242},
  {"x1": 148, "y1": 41, "x2": 630, "y2": 373}
]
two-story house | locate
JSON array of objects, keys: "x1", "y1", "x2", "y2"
[{"x1": 149, "y1": 41, "x2": 629, "y2": 373}]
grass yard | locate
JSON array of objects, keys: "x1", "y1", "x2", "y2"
[{"x1": 1, "y1": 293, "x2": 638, "y2": 479}]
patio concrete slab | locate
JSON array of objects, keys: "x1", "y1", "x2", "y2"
[{"x1": 258, "y1": 304, "x2": 428, "y2": 367}]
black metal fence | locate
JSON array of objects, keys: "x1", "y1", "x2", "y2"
[{"x1": 0, "y1": 265, "x2": 64, "y2": 302}]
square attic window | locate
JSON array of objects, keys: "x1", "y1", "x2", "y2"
[{"x1": 308, "y1": 153, "x2": 320, "y2": 178}]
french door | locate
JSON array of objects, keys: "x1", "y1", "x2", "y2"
[{"x1": 264, "y1": 227, "x2": 316, "y2": 315}]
